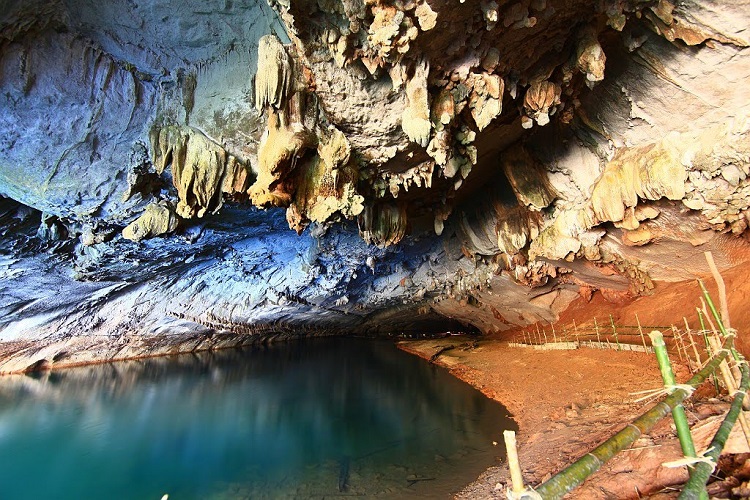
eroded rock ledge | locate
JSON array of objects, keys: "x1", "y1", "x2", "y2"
[{"x1": 1, "y1": 0, "x2": 750, "y2": 371}]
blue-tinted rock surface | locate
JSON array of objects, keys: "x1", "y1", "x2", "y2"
[{"x1": 2, "y1": 0, "x2": 750, "y2": 371}]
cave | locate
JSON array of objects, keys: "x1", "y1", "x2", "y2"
[{"x1": 2, "y1": 0, "x2": 750, "y2": 497}]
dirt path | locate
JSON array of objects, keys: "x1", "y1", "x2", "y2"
[{"x1": 398, "y1": 338, "x2": 743, "y2": 499}]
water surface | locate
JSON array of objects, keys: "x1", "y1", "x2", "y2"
[{"x1": 0, "y1": 338, "x2": 515, "y2": 498}]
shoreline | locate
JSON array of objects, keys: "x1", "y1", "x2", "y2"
[{"x1": 397, "y1": 337, "x2": 707, "y2": 498}]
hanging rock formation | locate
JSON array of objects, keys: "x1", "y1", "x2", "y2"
[
  {"x1": 1, "y1": 0, "x2": 750, "y2": 370},
  {"x1": 151, "y1": 125, "x2": 252, "y2": 220}
]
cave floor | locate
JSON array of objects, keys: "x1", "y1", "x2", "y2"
[{"x1": 399, "y1": 338, "x2": 749, "y2": 499}]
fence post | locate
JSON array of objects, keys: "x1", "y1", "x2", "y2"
[
  {"x1": 594, "y1": 317, "x2": 601, "y2": 345},
  {"x1": 636, "y1": 314, "x2": 648, "y2": 352},
  {"x1": 610, "y1": 315, "x2": 621, "y2": 351},
  {"x1": 504, "y1": 430, "x2": 526, "y2": 497},
  {"x1": 650, "y1": 331, "x2": 698, "y2": 462}
]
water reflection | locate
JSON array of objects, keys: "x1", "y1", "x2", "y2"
[{"x1": 0, "y1": 338, "x2": 515, "y2": 498}]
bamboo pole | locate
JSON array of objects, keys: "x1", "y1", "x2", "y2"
[
  {"x1": 702, "y1": 280, "x2": 744, "y2": 390},
  {"x1": 610, "y1": 315, "x2": 621, "y2": 351},
  {"x1": 673, "y1": 326, "x2": 686, "y2": 363},
  {"x1": 637, "y1": 314, "x2": 648, "y2": 353},
  {"x1": 699, "y1": 282, "x2": 737, "y2": 359},
  {"x1": 704, "y1": 251, "x2": 730, "y2": 330},
  {"x1": 701, "y1": 287, "x2": 747, "y2": 408},
  {"x1": 704, "y1": 316, "x2": 750, "y2": 446},
  {"x1": 594, "y1": 317, "x2": 601, "y2": 344},
  {"x1": 504, "y1": 430, "x2": 526, "y2": 496},
  {"x1": 552, "y1": 323, "x2": 558, "y2": 343},
  {"x1": 697, "y1": 308, "x2": 709, "y2": 353},
  {"x1": 650, "y1": 331, "x2": 697, "y2": 460},
  {"x1": 534, "y1": 341, "x2": 732, "y2": 499},
  {"x1": 679, "y1": 327, "x2": 691, "y2": 365},
  {"x1": 679, "y1": 361, "x2": 750, "y2": 500},
  {"x1": 684, "y1": 317, "x2": 702, "y2": 367},
  {"x1": 709, "y1": 334, "x2": 738, "y2": 392},
  {"x1": 696, "y1": 307, "x2": 720, "y2": 393}
]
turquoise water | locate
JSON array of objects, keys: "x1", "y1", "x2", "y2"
[{"x1": 0, "y1": 338, "x2": 515, "y2": 498}]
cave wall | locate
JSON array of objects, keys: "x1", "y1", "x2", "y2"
[{"x1": 1, "y1": 0, "x2": 750, "y2": 371}]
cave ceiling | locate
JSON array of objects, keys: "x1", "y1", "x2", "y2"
[{"x1": 0, "y1": 0, "x2": 749, "y2": 370}]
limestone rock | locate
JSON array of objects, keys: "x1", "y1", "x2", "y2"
[
  {"x1": 590, "y1": 141, "x2": 687, "y2": 225},
  {"x1": 4, "y1": 0, "x2": 750, "y2": 373},
  {"x1": 368, "y1": 5, "x2": 406, "y2": 59},
  {"x1": 287, "y1": 128, "x2": 364, "y2": 234},
  {"x1": 501, "y1": 147, "x2": 556, "y2": 211},
  {"x1": 414, "y1": 2, "x2": 437, "y2": 31},
  {"x1": 576, "y1": 29, "x2": 606, "y2": 88},
  {"x1": 122, "y1": 202, "x2": 179, "y2": 242},
  {"x1": 255, "y1": 34, "x2": 292, "y2": 112},
  {"x1": 622, "y1": 227, "x2": 654, "y2": 247},
  {"x1": 249, "y1": 113, "x2": 313, "y2": 208},
  {"x1": 529, "y1": 210, "x2": 590, "y2": 261},
  {"x1": 432, "y1": 88, "x2": 455, "y2": 127},
  {"x1": 522, "y1": 81, "x2": 561, "y2": 128},
  {"x1": 401, "y1": 59, "x2": 431, "y2": 147},
  {"x1": 358, "y1": 203, "x2": 408, "y2": 247},
  {"x1": 151, "y1": 125, "x2": 252, "y2": 219},
  {"x1": 481, "y1": 1, "x2": 499, "y2": 30},
  {"x1": 468, "y1": 72, "x2": 504, "y2": 131}
]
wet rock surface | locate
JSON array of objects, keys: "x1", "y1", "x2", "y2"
[{"x1": 1, "y1": 0, "x2": 750, "y2": 372}]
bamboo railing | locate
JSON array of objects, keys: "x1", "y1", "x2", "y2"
[
  {"x1": 511, "y1": 253, "x2": 748, "y2": 499},
  {"x1": 679, "y1": 361, "x2": 749, "y2": 499},
  {"x1": 533, "y1": 337, "x2": 733, "y2": 499}
]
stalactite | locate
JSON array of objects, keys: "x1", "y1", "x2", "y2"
[
  {"x1": 401, "y1": 58, "x2": 431, "y2": 147},
  {"x1": 254, "y1": 34, "x2": 292, "y2": 112},
  {"x1": 150, "y1": 125, "x2": 252, "y2": 219},
  {"x1": 358, "y1": 202, "x2": 408, "y2": 247}
]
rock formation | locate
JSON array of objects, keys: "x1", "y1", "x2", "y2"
[{"x1": 1, "y1": 0, "x2": 750, "y2": 371}]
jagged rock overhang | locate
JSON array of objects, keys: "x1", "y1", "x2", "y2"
[{"x1": 1, "y1": 0, "x2": 750, "y2": 371}]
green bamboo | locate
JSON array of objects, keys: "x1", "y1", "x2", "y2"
[
  {"x1": 534, "y1": 341, "x2": 732, "y2": 499},
  {"x1": 697, "y1": 308, "x2": 720, "y2": 394},
  {"x1": 650, "y1": 331, "x2": 698, "y2": 459},
  {"x1": 696, "y1": 308, "x2": 707, "y2": 339},
  {"x1": 637, "y1": 314, "x2": 648, "y2": 353},
  {"x1": 504, "y1": 430, "x2": 525, "y2": 495},
  {"x1": 700, "y1": 283, "x2": 749, "y2": 412},
  {"x1": 698, "y1": 280, "x2": 736, "y2": 358},
  {"x1": 595, "y1": 317, "x2": 600, "y2": 344},
  {"x1": 679, "y1": 361, "x2": 750, "y2": 499}
]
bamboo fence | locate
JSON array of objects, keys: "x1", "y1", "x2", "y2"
[
  {"x1": 504, "y1": 252, "x2": 749, "y2": 499},
  {"x1": 533, "y1": 336, "x2": 733, "y2": 498}
]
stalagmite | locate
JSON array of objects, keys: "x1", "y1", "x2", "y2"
[{"x1": 122, "y1": 202, "x2": 179, "y2": 242}]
